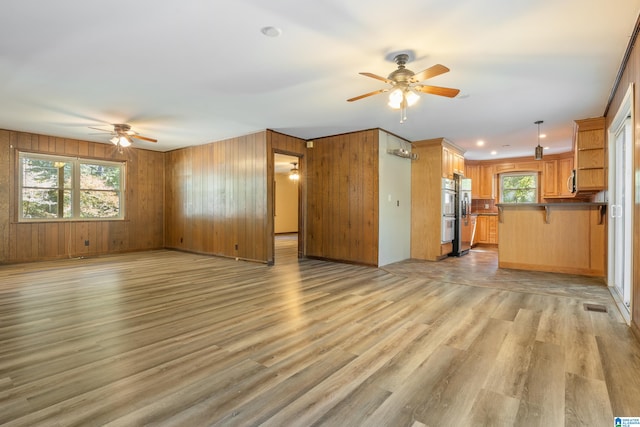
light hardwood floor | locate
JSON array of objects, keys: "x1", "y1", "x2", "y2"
[{"x1": 1, "y1": 238, "x2": 639, "y2": 426}]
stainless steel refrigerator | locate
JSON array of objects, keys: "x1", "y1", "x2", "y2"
[{"x1": 452, "y1": 175, "x2": 472, "y2": 256}]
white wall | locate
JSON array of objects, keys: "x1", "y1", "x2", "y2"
[
  {"x1": 275, "y1": 173, "x2": 299, "y2": 233},
  {"x1": 378, "y1": 130, "x2": 412, "y2": 266}
]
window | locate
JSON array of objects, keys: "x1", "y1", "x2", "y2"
[
  {"x1": 500, "y1": 172, "x2": 538, "y2": 203},
  {"x1": 19, "y1": 152, "x2": 125, "y2": 221}
]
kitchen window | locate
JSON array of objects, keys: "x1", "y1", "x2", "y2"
[
  {"x1": 19, "y1": 152, "x2": 125, "y2": 221},
  {"x1": 500, "y1": 172, "x2": 538, "y2": 203}
]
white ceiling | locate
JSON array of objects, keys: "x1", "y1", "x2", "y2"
[{"x1": 1, "y1": 0, "x2": 639, "y2": 160}]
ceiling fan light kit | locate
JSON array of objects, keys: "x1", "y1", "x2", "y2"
[
  {"x1": 90, "y1": 123, "x2": 158, "y2": 149},
  {"x1": 111, "y1": 135, "x2": 131, "y2": 147},
  {"x1": 348, "y1": 53, "x2": 460, "y2": 123}
]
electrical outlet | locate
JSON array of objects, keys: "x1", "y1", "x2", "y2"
[
  {"x1": 235, "y1": 244, "x2": 239, "y2": 250},
  {"x1": 84, "y1": 240, "x2": 89, "y2": 246},
  {"x1": 484, "y1": 204, "x2": 489, "y2": 209}
]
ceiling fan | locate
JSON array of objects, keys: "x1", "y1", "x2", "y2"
[
  {"x1": 347, "y1": 53, "x2": 460, "y2": 123},
  {"x1": 89, "y1": 123, "x2": 157, "y2": 148}
]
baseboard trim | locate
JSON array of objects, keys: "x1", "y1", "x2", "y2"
[{"x1": 498, "y1": 261, "x2": 605, "y2": 278}]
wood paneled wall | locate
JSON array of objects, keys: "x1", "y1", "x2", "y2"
[
  {"x1": 305, "y1": 129, "x2": 379, "y2": 265},
  {"x1": 0, "y1": 129, "x2": 165, "y2": 263},
  {"x1": 164, "y1": 131, "x2": 271, "y2": 263},
  {"x1": 606, "y1": 23, "x2": 640, "y2": 338}
]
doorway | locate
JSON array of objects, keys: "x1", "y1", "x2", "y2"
[
  {"x1": 608, "y1": 83, "x2": 634, "y2": 323},
  {"x1": 274, "y1": 152, "x2": 303, "y2": 262}
]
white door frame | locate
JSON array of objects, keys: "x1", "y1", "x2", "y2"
[{"x1": 607, "y1": 83, "x2": 635, "y2": 323}]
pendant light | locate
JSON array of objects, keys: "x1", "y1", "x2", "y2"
[
  {"x1": 534, "y1": 120, "x2": 544, "y2": 160},
  {"x1": 289, "y1": 162, "x2": 299, "y2": 181}
]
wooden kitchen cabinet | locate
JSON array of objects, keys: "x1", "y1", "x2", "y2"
[
  {"x1": 466, "y1": 164, "x2": 480, "y2": 198},
  {"x1": 475, "y1": 215, "x2": 498, "y2": 245},
  {"x1": 478, "y1": 165, "x2": 494, "y2": 199},
  {"x1": 488, "y1": 215, "x2": 498, "y2": 244},
  {"x1": 573, "y1": 117, "x2": 605, "y2": 193},
  {"x1": 411, "y1": 137, "x2": 466, "y2": 261},
  {"x1": 441, "y1": 142, "x2": 465, "y2": 178},
  {"x1": 543, "y1": 160, "x2": 558, "y2": 197},
  {"x1": 453, "y1": 152, "x2": 465, "y2": 176},
  {"x1": 466, "y1": 163, "x2": 494, "y2": 199},
  {"x1": 442, "y1": 146, "x2": 452, "y2": 178},
  {"x1": 558, "y1": 157, "x2": 574, "y2": 196},
  {"x1": 543, "y1": 155, "x2": 575, "y2": 198},
  {"x1": 475, "y1": 215, "x2": 488, "y2": 244}
]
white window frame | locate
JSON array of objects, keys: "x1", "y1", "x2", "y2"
[
  {"x1": 499, "y1": 172, "x2": 538, "y2": 204},
  {"x1": 18, "y1": 152, "x2": 126, "y2": 222}
]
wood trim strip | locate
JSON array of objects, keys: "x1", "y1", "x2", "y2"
[
  {"x1": 604, "y1": 12, "x2": 640, "y2": 116},
  {"x1": 498, "y1": 261, "x2": 605, "y2": 277}
]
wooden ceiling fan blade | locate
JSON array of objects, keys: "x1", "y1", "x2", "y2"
[
  {"x1": 359, "y1": 72, "x2": 392, "y2": 84},
  {"x1": 410, "y1": 64, "x2": 450, "y2": 83},
  {"x1": 132, "y1": 134, "x2": 158, "y2": 143},
  {"x1": 88, "y1": 126, "x2": 113, "y2": 133},
  {"x1": 415, "y1": 85, "x2": 460, "y2": 98},
  {"x1": 347, "y1": 89, "x2": 387, "y2": 102}
]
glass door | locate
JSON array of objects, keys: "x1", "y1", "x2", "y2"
[{"x1": 608, "y1": 84, "x2": 634, "y2": 321}]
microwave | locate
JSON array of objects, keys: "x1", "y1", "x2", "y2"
[{"x1": 568, "y1": 169, "x2": 576, "y2": 193}]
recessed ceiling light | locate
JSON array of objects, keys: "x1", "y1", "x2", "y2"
[
  {"x1": 540, "y1": 133, "x2": 547, "y2": 138},
  {"x1": 490, "y1": 150, "x2": 497, "y2": 155},
  {"x1": 261, "y1": 26, "x2": 282, "y2": 37},
  {"x1": 476, "y1": 140, "x2": 485, "y2": 146},
  {"x1": 544, "y1": 146, "x2": 550, "y2": 150}
]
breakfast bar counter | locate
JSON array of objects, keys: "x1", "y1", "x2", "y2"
[{"x1": 495, "y1": 202, "x2": 607, "y2": 276}]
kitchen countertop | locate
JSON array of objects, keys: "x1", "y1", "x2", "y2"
[
  {"x1": 495, "y1": 202, "x2": 607, "y2": 224},
  {"x1": 495, "y1": 202, "x2": 606, "y2": 208}
]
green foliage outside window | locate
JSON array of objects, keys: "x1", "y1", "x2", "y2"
[
  {"x1": 79, "y1": 164, "x2": 122, "y2": 218},
  {"x1": 501, "y1": 173, "x2": 537, "y2": 203},
  {"x1": 21, "y1": 159, "x2": 73, "y2": 219},
  {"x1": 19, "y1": 153, "x2": 124, "y2": 220}
]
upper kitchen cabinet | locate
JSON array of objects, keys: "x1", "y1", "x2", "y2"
[
  {"x1": 441, "y1": 141, "x2": 465, "y2": 178},
  {"x1": 465, "y1": 162, "x2": 494, "y2": 199},
  {"x1": 466, "y1": 163, "x2": 479, "y2": 196},
  {"x1": 573, "y1": 117, "x2": 605, "y2": 194},
  {"x1": 478, "y1": 165, "x2": 494, "y2": 199},
  {"x1": 542, "y1": 154, "x2": 574, "y2": 198}
]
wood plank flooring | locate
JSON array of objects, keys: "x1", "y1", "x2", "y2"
[{"x1": 1, "y1": 238, "x2": 639, "y2": 426}]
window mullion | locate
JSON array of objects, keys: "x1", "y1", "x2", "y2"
[
  {"x1": 73, "y1": 159, "x2": 80, "y2": 218},
  {"x1": 57, "y1": 164, "x2": 64, "y2": 218}
]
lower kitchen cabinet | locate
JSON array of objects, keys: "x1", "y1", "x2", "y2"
[
  {"x1": 475, "y1": 216, "x2": 487, "y2": 244},
  {"x1": 474, "y1": 215, "x2": 498, "y2": 245},
  {"x1": 488, "y1": 215, "x2": 498, "y2": 243}
]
